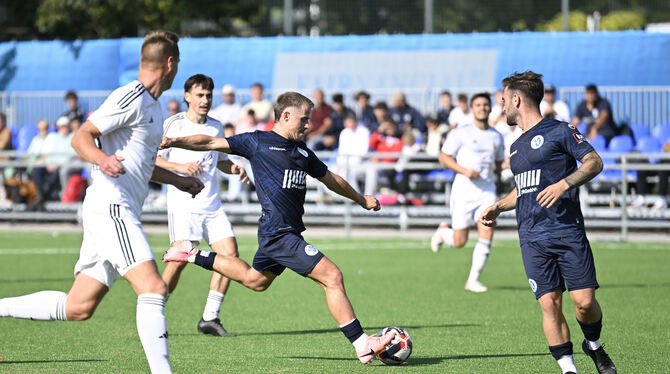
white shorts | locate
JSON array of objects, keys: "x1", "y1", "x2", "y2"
[
  {"x1": 167, "y1": 206, "x2": 235, "y2": 246},
  {"x1": 449, "y1": 189, "x2": 497, "y2": 230},
  {"x1": 74, "y1": 203, "x2": 154, "y2": 288}
]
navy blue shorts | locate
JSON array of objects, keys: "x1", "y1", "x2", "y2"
[
  {"x1": 520, "y1": 232, "x2": 599, "y2": 299},
  {"x1": 252, "y1": 232, "x2": 324, "y2": 276}
]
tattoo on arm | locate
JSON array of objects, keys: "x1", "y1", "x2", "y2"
[{"x1": 564, "y1": 152, "x2": 603, "y2": 188}]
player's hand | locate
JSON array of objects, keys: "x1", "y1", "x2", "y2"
[
  {"x1": 177, "y1": 176, "x2": 204, "y2": 198},
  {"x1": 160, "y1": 136, "x2": 174, "y2": 149},
  {"x1": 361, "y1": 195, "x2": 381, "y2": 211},
  {"x1": 231, "y1": 164, "x2": 250, "y2": 184},
  {"x1": 98, "y1": 154, "x2": 125, "y2": 178},
  {"x1": 462, "y1": 168, "x2": 480, "y2": 179},
  {"x1": 479, "y1": 203, "x2": 501, "y2": 227},
  {"x1": 537, "y1": 180, "x2": 570, "y2": 208},
  {"x1": 176, "y1": 162, "x2": 202, "y2": 176}
]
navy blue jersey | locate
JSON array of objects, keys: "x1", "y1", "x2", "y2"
[
  {"x1": 510, "y1": 119, "x2": 595, "y2": 241},
  {"x1": 227, "y1": 131, "x2": 329, "y2": 236}
]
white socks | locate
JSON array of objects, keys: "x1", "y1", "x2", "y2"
[
  {"x1": 0, "y1": 291, "x2": 68, "y2": 321},
  {"x1": 136, "y1": 293, "x2": 171, "y2": 373},
  {"x1": 202, "y1": 290, "x2": 224, "y2": 321},
  {"x1": 557, "y1": 354, "x2": 577, "y2": 373},
  {"x1": 586, "y1": 339, "x2": 601, "y2": 350},
  {"x1": 439, "y1": 226, "x2": 455, "y2": 247},
  {"x1": 352, "y1": 333, "x2": 368, "y2": 352},
  {"x1": 467, "y1": 238, "x2": 491, "y2": 283}
]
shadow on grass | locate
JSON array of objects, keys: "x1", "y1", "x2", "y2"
[
  {"x1": 491, "y1": 283, "x2": 670, "y2": 291},
  {"x1": 280, "y1": 352, "x2": 549, "y2": 365},
  {"x1": 0, "y1": 359, "x2": 106, "y2": 365},
  {"x1": 0, "y1": 278, "x2": 73, "y2": 284}
]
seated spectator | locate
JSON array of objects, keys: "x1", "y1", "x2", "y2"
[
  {"x1": 210, "y1": 84, "x2": 241, "y2": 125},
  {"x1": 26, "y1": 119, "x2": 50, "y2": 169},
  {"x1": 372, "y1": 101, "x2": 389, "y2": 127},
  {"x1": 354, "y1": 91, "x2": 377, "y2": 132},
  {"x1": 63, "y1": 91, "x2": 84, "y2": 123},
  {"x1": 335, "y1": 113, "x2": 370, "y2": 192},
  {"x1": 540, "y1": 84, "x2": 570, "y2": 123},
  {"x1": 365, "y1": 117, "x2": 403, "y2": 195},
  {"x1": 437, "y1": 91, "x2": 454, "y2": 127},
  {"x1": 448, "y1": 93, "x2": 473, "y2": 129},
  {"x1": 235, "y1": 109, "x2": 263, "y2": 134},
  {"x1": 0, "y1": 111, "x2": 13, "y2": 180},
  {"x1": 31, "y1": 116, "x2": 76, "y2": 203},
  {"x1": 424, "y1": 113, "x2": 448, "y2": 157},
  {"x1": 389, "y1": 92, "x2": 425, "y2": 135},
  {"x1": 239, "y1": 82, "x2": 273, "y2": 123},
  {"x1": 572, "y1": 83, "x2": 618, "y2": 145},
  {"x1": 395, "y1": 129, "x2": 423, "y2": 200},
  {"x1": 311, "y1": 93, "x2": 352, "y2": 151},
  {"x1": 306, "y1": 89, "x2": 333, "y2": 145}
]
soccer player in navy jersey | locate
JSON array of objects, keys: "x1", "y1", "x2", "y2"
[
  {"x1": 160, "y1": 91, "x2": 396, "y2": 364},
  {"x1": 480, "y1": 72, "x2": 616, "y2": 374}
]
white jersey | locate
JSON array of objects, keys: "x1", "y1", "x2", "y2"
[
  {"x1": 159, "y1": 112, "x2": 227, "y2": 213},
  {"x1": 441, "y1": 123, "x2": 505, "y2": 193},
  {"x1": 85, "y1": 80, "x2": 163, "y2": 215}
]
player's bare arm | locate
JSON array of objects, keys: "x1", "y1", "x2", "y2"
[
  {"x1": 438, "y1": 152, "x2": 479, "y2": 179},
  {"x1": 217, "y1": 160, "x2": 250, "y2": 184},
  {"x1": 479, "y1": 188, "x2": 517, "y2": 227},
  {"x1": 161, "y1": 134, "x2": 232, "y2": 153},
  {"x1": 537, "y1": 151, "x2": 603, "y2": 208},
  {"x1": 155, "y1": 155, "x2": 203, "y2": 176},
  {"x1": 71, "y1": 120, "x2": 125, "y2": 178},
  {"x1": 318, "y1": 170, "x2": 380, "y2": 211},
  {"x1": 151, "y1": 165, "x2": 204, "y2": 198}
]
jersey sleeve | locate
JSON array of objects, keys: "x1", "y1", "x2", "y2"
[
  {"x1": 306, "y1": 147, "x2": 329, "y2": 178},
  {"x1": 557, "y1": 122, "x2": 594, "y2": 161},
  {"x1": 226, "y1": 132, "x2": 257, "y2": 159},
  {"x1": 158, "y1": 117, "x2": 177, "y2": 159},
  {"x1": 441, "y1": 128, "x2": 461, "y2": 156},
  {"x1": 87, "y1": 98, "x2": 138, "y2": 136}
]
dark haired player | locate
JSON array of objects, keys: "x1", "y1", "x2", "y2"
[
  {"x1": 160, "y1": 91, "x2": 396, "y2": 364},
  {"x1": 480, "y1": 71, "x2": 616, "y2": 374},
  {"x1": 157, "y1": 74, "x2": 248, "y2": 337}
]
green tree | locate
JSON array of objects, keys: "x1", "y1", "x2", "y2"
[
  {"x1": 536, "y1": 11, "x2": 588, "y2": 32},
  {"x1": 600, "y1": 10, "x2": 645, "y2": 31}
]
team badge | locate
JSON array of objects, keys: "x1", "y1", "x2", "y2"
[
  {"x1": 528, "y1": 278, "x2": 537, "y2": 293},
  {"x1": 297, "y1": 148, "x2": 308, "y2": 157},
  {"x1": 305, "y1": 245, "x2": 318, "y2": 256},
  {"x1": 531, "y1": 135, "x2": 544, "y2": 149}
]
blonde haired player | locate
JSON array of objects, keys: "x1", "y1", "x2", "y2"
[{"x1": 431, "y1": 92, "x2": 504, "y2": 293}]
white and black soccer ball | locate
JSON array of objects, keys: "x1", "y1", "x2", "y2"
[{"x1": 376, "y1": 326, "x2": 412, "y2": 365}]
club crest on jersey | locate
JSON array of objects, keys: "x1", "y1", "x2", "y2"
[
  {"x1": 529, "y1": 278, "x2": 537, "y2": 292},
  {"x1": 304, "y1": 245, "x2": 318, "y2": 256},
  {"x1": 282, "y1": 169, "x2": 306, "y2": 189},
  {"x1": 297, "y1": 148, "x2": 308, "y2": 157},
  {"x1": 531, "y1": 135, "x2": 544, "y2": 149}
]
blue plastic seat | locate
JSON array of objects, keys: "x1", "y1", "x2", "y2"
[
  {"x1": 652, "y1": 123, "x2": 670, "y2": 144},
  {"x1": 577, "y1": 122, "x2": 586, "y2": 134},
  {"x1": 16, "y1": 124, "x2": 39, "y2": 153},
  {"x1": 630, "y1": 123, "x2": 649, "y2": 141},
  {"x1": 608, "y1": 135, "x2": 633, "y2": 154},
  {"x1": 588, "y1": 135, "x2": 607, "y2": 152},
  {"x1": 636, "y1": 135, "x2": 662, "y2": 164}
]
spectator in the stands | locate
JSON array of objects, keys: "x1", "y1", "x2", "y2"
[
  {"x1": 306, "y1": 89, "x2": 333, "y2": 145},
  {"x1": 240, "y1": 82, "x2": 273, "y2": 123},
  {"x1": 365, "y1": 117, "x2": 403, "y2": 195},
  {"x1": 167, "y1": 99, "x2": 181, "y2": 117},
  {"x1": 448, "y1": 93, "x2": 472, "y2": 129},
  {"x1": 235, "y1": 109, "x2": 262, "y2": 134},
  {"x1": 424, "y1": 113, "x2": 448, "y2": 157},
  {"x1": 389, "y1": 92, "x2": 425, "y2": 135},
  {"x1": 572, "y1": 84, "x2": 618, "y2": 145},
  {"x1": 372, "y1": 101, "x2": 389, "y2": 129},
  {"x1": 0, "y1": 112, "x2": 12, "y2": 155},
  {"x1": 354, "y1": 91, "x2": 377, "y2": 132},
  {"x1": 540, "y1": 84, "x2": 571, "y2": 123},
  {"x1": 336, "y1": 113, "x2": 370, "y2": 192},
  {"x1": 489, "y1": 90, "x2": 509, "y2": 136},
  {"x1": 31, "y1": 116, "x2": 76, "y2": 202},
  {"x1": 437, "y1": 91, "x2": 454, "y2": 127},
  {"x1": 210, "y1": 84, "x2": 241, "y2": 125},
  {"x1": 26, "y1": 119, "x2": 50, "y2": 167},
  {"x1": 312, "y1": 93, "x2": 352, "y2": 151},
  {"x1": 62, "y1": 91, "x2": 84, "y2": 123}
]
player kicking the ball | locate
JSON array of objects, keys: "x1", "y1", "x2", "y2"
[
  {"x1": 160, "y1": 91, "x2": 395, "y2": 363},
  {"x1": 430, "y1": 92, "x2": 504, "y2": 293},
  {"x1": 157, "y1": 74, "x2": 249, "y2": 337}
]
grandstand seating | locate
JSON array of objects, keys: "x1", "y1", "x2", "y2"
[
  {"x1": 589, "y1": 135, "x2": 607, "y2": 152},
  {"x1": 630, "y1": 123, "x2": 649, "y2": 141},
  {"x1": 601, "y1": 135, "x2": 635, "y2": 181},
  {"x1": 14, "y1": 124, "x2": 38, "y2": 153},
  {"x1": 652, "y1": 123, "x2": 670, "y2": 144},
  {"x1": 636, "y1": 135, "x2": 662, "y2": 164}
]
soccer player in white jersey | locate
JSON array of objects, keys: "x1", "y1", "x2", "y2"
[
  {"x1": 430, "y1": 92, "x2": 505, "y2": 293},
  {"x1": 157, "y1": 74, "x2": 247, "y2": 337},
  {"x1": 0, "y1": 31, "x2": 204, "y2": 373}
]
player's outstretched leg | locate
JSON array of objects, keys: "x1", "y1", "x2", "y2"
[
  {"x1": 197, "y1": 238, "x2": 238, "y2": 337},
  {"x1": 571, "y1": 289, "x2": 616, "y2": 374},
  {"x1": 430, "y1": 222, "x2": 452, "y2": 252}
]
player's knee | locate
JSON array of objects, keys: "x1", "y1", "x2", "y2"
[
  {"x1": 146, "y1": 278, "x2": 168, "y2": 296},
  {"x1": 246, "y1": 279, "x2": 269, "y2": 292},
  {"x1": 453, "y1": 238, "x2": 467, "y2": 248},
  {"x1": 66, "y1": 301, "x2": 96, "y2": 321},
  {"x1": 574, "y1": 297, "x2": 596, "y2": 314},
  {"x1": 324, "y1": 267, "x2": 344, "y2": 289}
]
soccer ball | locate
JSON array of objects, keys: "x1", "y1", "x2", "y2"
[{"x1": 376, "y1": 326, "x2": 412, "y2": 365}]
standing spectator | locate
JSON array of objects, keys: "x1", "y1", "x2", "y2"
[
  {"x1": 31, "y1": 116, "x2": 76, "y2": 202},
  {"x1": 240, "y1": 83, "x2": 272, "y2": 123},
  {"x1": 437, "y1": 91, "x2": 454, "y2": 126},
  {"x1": 365, "y1": 117, "x2": 403, "y2": 195},
  {"x1": 541, "y1": 84, "x2": 571, "y2": 123},
  {"x1": 448, "y1": 93, "x2": 473, "y2": 129},
  {"x1": 336, "y1": 113, "x2": 370, "y2": 192},
  {"x1": 572, "y1": 84, "x2": 618, "y2": 145},
  {"x1": 63, "y1": 91, "x2": 84, "y2": 123},
  {"x1": 313, "y1": 93, "x2": 352, "y2": 151},
  {"x1": 354, "y1": 91, "x2": 377, "y2": 132},
  {"x1": 389, "y1": 92, "x2": 425, "y2": 135},
  {"x1": 210, "y1": 84, "x2": 241, "y2": 126},
  {"x1": 167, "y1": 99, "x2": 181, "y2": 117},
  {"x1": 306, "y1": 89, "x2": 333, "y2": 145},
  {"x1": 424, "y1": 113, "x2": 448, "y2": 157}
]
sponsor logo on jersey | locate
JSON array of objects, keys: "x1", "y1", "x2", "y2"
[
  {"x1": 304, "y1": 245, "x2": 318, "y2": 256},
  {"x1": 572, "y1": 132, "x2": 585, "y2": 144},
  {"x1": 514, "y1": 169, "x2": 541, "y2": 197},
  {"x1": 282, "y1": 169, "x2": 307, "y2": 189},
  {"x1": 269, "y1": 146, "x2": 287, "y2": 151},
  {"x1": 531, "y1": 135, "x2": 544, "y2": 149},
  {"x1": 297, "y1": 148, "x2": 308, "y2": 157},
  {"x1": 528, "y1": 278, "x2": 537, "y2": 293}
]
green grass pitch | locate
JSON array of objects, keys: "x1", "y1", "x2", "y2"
[{"x1": 0, "y1": 231, "x2": 668, "y2": 373}]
